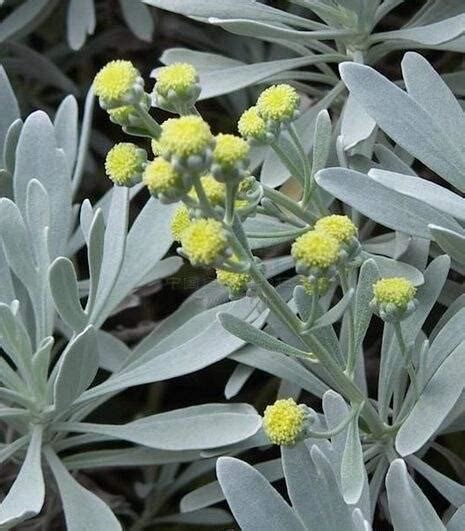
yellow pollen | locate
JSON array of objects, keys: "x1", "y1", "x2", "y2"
[
  {"x1": 213, "y1": 134, "x2": 249, "y2": 166},
  {"x1": 159, "y1": 116, "x2": 213, "y2": 158},
  {"x1": 143, "y1": 158, "x2": 182, "y2": 195},
  {"x1": 263, "y1": 398, "x2": 305, "y2": 446},
  {"x1": 155, "y1": 63, "x2": 198, "y2": 96},
  {"x1": 181, "y1": 218, "x2": 228, "y2": 267},
  {"x1": 171, "y1": 205, "x2": 191, "y2": 241},
  {"x1": 105, "y1": 143, "x2": 142, "y2": 186},
  {"x1": 94, "y1": 60, "x2": 139, "y2": 103},
  {"x1": 238, "y1": 106, "x2": 266, "y2": 140},
  {"x1": 257, "y1": 84, "x2": 299, "y2": 122},
  {"x1": 189, "y1": 175, "x2": 225, "y2": 207},
  {"x1": 373, "y1": 277, "x2": 416, "y2": 308},
  {"x1": 216, "y1": 269, "x2": 251, "y2": 295},
  {"x1": 315, "y1": 215, "x2": 357, "y2": 243},
  {"x1": 291, "y1": 230, "x2": 340, "y2": 269}
]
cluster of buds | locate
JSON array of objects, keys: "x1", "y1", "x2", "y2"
[
  {"x1": 371, "y1": 277, "x2": 418, "y2": 323},
  {"x1": 292, "y1": 215, "x2": 360, "y2": 296},
  {"x1": 152, "y1": 63, "x2": 201, "y2": 115},
  {"x1": 238, "y1": 84, "x2": 300, "y2": 144},
  {"x1": 263, "y1": 398, "x2": 312, "y2": 446}
]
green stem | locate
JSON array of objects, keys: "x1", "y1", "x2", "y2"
[
  {"x1": 133, "y1": 103, "x2": 162, "y2": 138},
  {"x1": 193, "y1": 176, "x2": 218, "y2": 219},
  {"x1": 341, "y1": 269, "x2": 357, "y2": 378},
  {"x1": 307, "y1": 401, "x2": 362, "y2": 439},
  {"x1": 224, "y1": 182, "x2": 237, "y2": 226},
  {"x1": 263, "y1": 185, "x2": 315, "y2": 224},
  {"x1": 393, "y1": 321, "x2": 419, "y2": 401},
  {"x1": 270, "y1": 139, "x2": 304, "y2": 185}
]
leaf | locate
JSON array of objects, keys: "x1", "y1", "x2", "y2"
[
  {"x1": 353, "y1": 259, "x2": 379, "y2": 354},
  {"x1": 366, "y1": 253, "x2": 424, "y2": 285},
  {"x1": 119, "y1": 0, "x2": 154, "y2": 41},
  {"x1": 67, "y1": 0, "x2": 96, "y2": 50},
  {"x1": 0, "y1": 0, "x2": 49, "y2": 42},
  {"x1": 49, "y1": 258, "x2": 87, "y2": 331},
  {"x1": 369, "y1": 169, "x2": 465, "y2": 222},
  {"x1": 230, "y1": 344, "x2": 329, "y2": 398},
  {"x1": 377, "y1": 14, "x2": 465, "y2": 45},
  {"x1": 396, "y1": 341, "x2": 465, "y2": 456},
  {"x1": 216, "y1": 457, "x2": 305, "y2": 531},
  {"x1": 0, "y1": 426, "x2": 44, "y2": 527},
  {"x1": 316, "y1": 168, "x2": 462, "y2": 238},
  {"x1": 59, "y1": 403, "x2": 262, "y2": 451},
  {"x1": 89, "y1": 186, "x2": 129, "y2": 324},
  {"x1": 152, "y1": 509, "x2": 232, "y2": 526},
  {"x1": 341, "y1": 94, "x2": 377, "y2": 151},
  {"x1": 312, "y1": 109, "x2": 332, "y2": 175},
  {"x1": 429, "y1": 225, "x2": 465, "y2": 266},
  {"x1": 339, "y1": 60, "x2": 465, "y2": 191},
  {"x1": 448, "y1": 505, "x2": 465, "y2": 531},
  {"x1": 45, "y1": 448, "x2": 121, "y2": 531},
  {"x1": 385, "y1": 459, "x2": 445, "y2": 531},
  {"x1": 224, "y1": 363, "x2": 254, "y2": 399},
  {"x1": 54, "y1": 96, "x2": 78, "y2": 172},
  {"x1": 53, "y1": 326, "x2": 99, "y2": 412},
  {"x1": 341, "y1": 413, "x2": 365, "y2": 504},
  {"x1": 219, "y1": 312, "x2": 310, "y2": 360},
  {"x1": 13, "y1": 111, "x2": 71, "y2": 258},
  {"x1": 0, "y1": 67, "x2": 20, "y2": 164},
  {"x1": 312, "y1": 289, "x2": 354, "y2": 331}
]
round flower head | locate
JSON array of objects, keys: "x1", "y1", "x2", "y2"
[
  {"x1": 263, "y1": 398, "x2": 308, "y2": 446},
  {"x1": 143, "y1": 158, "x2": 188, "y2": 203},
  {"x1": 189, "y1": 174, "x2": 226, "y2": 208},
  {"x1": 154, "y1": 63, "x2": 200, "y2": 113},
  {"x1": 94, "y1": 60, "x2": 143, "y2": 109},
  {"x1": 238, "y1": 106, "x2": 268, "y2": 143},
  {"x1": 257, "y1": 84, "x2": 300, "y2": 125},
  {"x1": 291, "y1": 230, "x2": 340, "y2": 277},
  {"x1": 105, "y1": 143, "x2": 146, "y2": 186},
  {"x1": 315, "y1": 215, "x2": 357, "y2": 243},
  {"x1": 371, "y1": 277, "x2": 417, "y2": 322},
  {"x1": 171, "y1": 204, "x2": 191, "y2": 241},
  {"x1": 158, "y1": 116, "x2": 214, "y2": 174},
  {"x1": 211, "y1": 134, "x2": 250, "y2": 183},
  {"x1": 180, "y1": 218, "x2": 230, "y2": 268},
  {"x1": 216, "y1": 268, "x2": 251, "y2": 299}
]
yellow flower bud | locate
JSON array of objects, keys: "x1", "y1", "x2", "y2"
[
  {"x1": 301, "y1": 276, "x2": 331, "y2": 296},
  {"x1": 181, "y1": 218, "x2": 229, "y2": 267},
  {"x1": 263, "y1": 398, "x2": 307, "y2": 446},
  {"x1": 105, "y1": 143, "x2": 146, "y2": 186},
  {"x1": 216, "y1": 269, "x2": 251, "y2": 298},
  {"x1": 291, "y1": 230, "x2": 340, "y2": 272},
  {"x1": 315, "y1": 215, "x2": 357, "y2": 243},
  {"x1": 189, "y1": 175, "x2": 226, "y2": 207},
  {"x1": 257, "y1": 84, "x2": 299, "y2": 123},
  {"x1": 159, "y1": 116, "x2": 213, "y2": 160},
  {"x1": 94, "y1": 60, "x2": 141, "y2": 108},
  {"x1": 143, "y1": 158, "x2": 185, "y2": 203},
  {"x1": 213, "y1": 134, "x2": 249, "y2": 167},
  {"x1": 238, "y1": 106, "x2": 267, "y2": 142},
  {"x1": 373, "y1": 277, "x2": 416, "y2": 309},
  {"x1": 155, "y1": 63, "x2": 198, "y2": 97}
]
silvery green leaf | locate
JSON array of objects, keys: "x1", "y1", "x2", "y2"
[
  {"x1": 224, "y1": 363, "x2": 254, "y2": 399},
  {"x1": 396, "y1": 340, "x2": 465, "y2": 456},
  {"x1": 375, "y1": 14, "x2": 465, "y2": 45},
  {"x1": 341, "y1": 412, "x2": 365, "y2": 504},
  {"x1": 119, "y1": 0, "x2": 154, "y2": 41},
  {"x1": 53, "y1": 326, "x2": 98, "y2": 412},
  {"x1": 83, "y1": 298, "x2": 264, "y2": 400},
  {"x1": 317, "y1": 168, "x2": 462, "y2": 238},
  {"x1": 0, "y1": 0, "x2": 49, "y2": 42},
  {"x1": 160, "y1": 48, "x2": 243, "y2": 71},
  {"x1": 261, "y1": 133, "x2": 304, "y2": 188},
  {"x1": 217, "y1": 456, "x2": 305, "y2": 531},
  {"x1": 373, "y1": 144, "x2": 416, "y2": 175},
  {"x1": 311, "y1": 288, "x2": 354, "y2": 331},
  {"x1": 0, "y1": 67, "x2": 20, "y2": 164},
  {"x1": 26, "y1": 180, "x2": 50, "y2": 271},
  {"x1": 54, "y1": 95, "x2": 78, "y2": 172},
  {"x1": 60, "y1": 403, "x2": 262, "y2": 450},
  {"x1": 145, "y1": 0, "x2": 311, "y2": 26},
  {"x1": 32, "y1": 336, "x2": 53, "y2": 390},
  {"x1": 85, "y1": 208, "x2": 105, "y2": 315},
  {"x1": 230, "y1": 344, "x2": 329, "y2": 398},
  {"x1": 430, "y1": 225, "x2": 465, "y2": 266},
  {"x1": 96, "y1": 330, "x2": 131, "y2": 373},
  {"x1": 0, "y1": 199, "x2": 36, "y2": 290},
  {"x1": 64, "y1": 447, "x2": 201, "y2": 470},
  {"x1": 407, "y1": 455, "x2": 465, "y2": 508},
  {"x1": 219, "y1": 312, "x2": 310, "y2": 361},
  {"x1": 369, "y1": 170, "x2": 465, "y2": 222},
  {"x1": 0, "y1": 302, "x2": 32, "y2": 365},
  {"x1": 45, "y1": 448, "x2": 121, "y2": 531},
  {"x1": 181, "y1": 458, "x2": 282, "y2": 513},
  {"x1": 323, "y1": 390, "x2": 350, "y2": 460},
  {"x1": 365, "y1": 253, "x2": 424, "y2": 285},
  {"x1": 0, "y1": 436, "x2": 29, "y2": 466},
  {"x1": 13, "y1": 111, "x2": 71, "y2": 258},
  {"x1": 67, "y1": 0, "x2": 96, "y2": 50},
  {"x1": 353, "y1": 259, "x2": 379, "y2": 355},
  {"x1": 3, "y1": 119, "x2": 22, "y2": 182},
  {"x1": 312, "y1": 109, "x2": 332, "y2": 176},
  {"x1": 0, "y1": 426, "x2": 44, "y2": 527},
  {"x1": 152, "y1": 508, "x2": 232, "y2": 526},
  {"x1": 339, "y1": 60, "x2": 465, "y2": 191},
  {"x1": 89, "y1": 186, "x2": 129, "y2": 325},
  {"x1": 341, "y1": 94, "x2": 377, "y2": 151},
  {"x1": 196, "y1": 55, "x2": 337, "y2": 100},
  {"x1": 49, "y1": 258, "x2": 87, "y2": 331},
  {"x1": 448, "y1": 505, "x2": 465, "y2": 531},
  {"x1": 138, "y1": 256, "x2": 183, "y2": 288},
  {"x1": 431, "y1": 294, "x2": 465, "y2": 342},
  {"x1": 408, "y1": 0, "x2": 464, "y2": 26},
  {"x1": 100, "y1": 199, "x2": 175, "y2": 322},
  {"x1": 385, "y1": 459, "x2": 445, "y2": 531}
]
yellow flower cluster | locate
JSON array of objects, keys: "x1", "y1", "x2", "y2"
[
  {"x1": 143, "y1": 158, "x2": 182, "y2": 196},
  {"x1": 373, "y1": 277, "x2": 416, "y2": 309},
  {"x1": 158, "y1": 116, "x2": 213, "y2": 159},
  {"x1": 213, "y1": 134, "x2": 249, "y2": 167},
  {"x1": 216, "y1": 269, "x2": 251, "y2": 296},
  {"x1": 256, "y1": 84, "x2": 300, "y2": 122},
  {"x1": 94, "y1": 60, "x2": 139, "y2": 106},
  {"x1": 189, "y1": 175, "x2": 225, "y2": 207},
  {"x1": 291, "y1": 230, "x2": 340, "y2": 269},
  {"x1": 170, "y1": 205, "x2": 191, "y2": 242},
  {"x1": 181, "y1": 218, "x2": 228, "y2": 267},
  {"x1": 238, "y1": 106, "x2": 267, "y2": 141},
  {"x1": 315, "y1": 215, "x2": 357, "y2": 243},
  {"x1": 155, "y1": 63, "x2": 198, "y2": 96},
  {"x1": 263, "y1": 398, "x2": 306, "y2": 446},
  {"x1": 105, "y1": 143, "x2": 145, "y2": 186}
]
